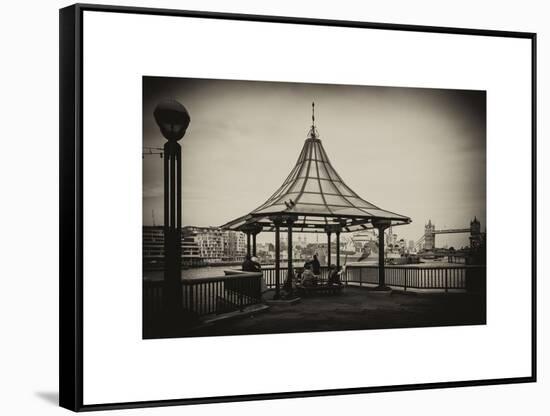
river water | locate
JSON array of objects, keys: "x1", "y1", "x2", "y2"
[
  {"x1": 144, "y1": 259, "x2": 464, "y2": 281},
  {"x1": 143, "y1": 265, "x2": 239, "y2": 281}
]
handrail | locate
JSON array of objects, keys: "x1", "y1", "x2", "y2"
[
  {"x1": 144, "y1": 271, "x2": 264, "y2": 318},
  {"x1": 258, "y1": 263, "x2": 485, "y2": 291},
  {"x1": 181, "y1": 270, "x2": 262, "y2": 284},
  {"x1": 344, "y1": 264, "x2": 485, "y2": 291}
]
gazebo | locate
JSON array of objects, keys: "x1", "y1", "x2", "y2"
[{"x1": 221, "y1": 103, "x2": 411, "y2": 298}]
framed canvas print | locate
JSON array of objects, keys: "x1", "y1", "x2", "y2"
[{"x1": 59, "y1": 3, "x2": 537, "y2": 411}]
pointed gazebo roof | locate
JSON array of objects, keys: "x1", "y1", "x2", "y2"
[{"x1": 221, "y1": 103, "x2": 411, "y2": 233}]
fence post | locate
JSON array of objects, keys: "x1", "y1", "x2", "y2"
[
  {"x1": 345, "y1": 267, "x2": 348, "y2": 286},
  {"x1": 445, "y1": 268, "x2": 448, "y2": 293},
  {"x1": 189, "y1": 283, "x2": 194, "y2": 314},
  {"x1": 239, "y1": 278, "x2": 244, "y2": 312},
  {"x1": 404, "y1": 268, "x2": 407, "y2": 292},
  {"x1": 359, "y1": 267, "x2": 363, "y2": 287}
]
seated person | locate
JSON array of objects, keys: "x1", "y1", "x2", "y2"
[
  {"x1": 300, "y1": 264, "x2": 316, "y2": 287},
  {"x1": 327, "y1": 264, "x2": 343, "y2": 286},
  {"x1": 251, "y1": 256, "x2": 262, "y2": 271},
  {"x1": 241, "y1": 255, "x2": 261, "y2": 272}
]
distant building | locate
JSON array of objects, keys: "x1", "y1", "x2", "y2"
[
  {"x1": 184, "y1": 226, "x2": 225, "y2": 262},
  {"x1": 398, "y1": 239, "x2": 406, "y2": 251},
  {"x1": 143, "y1": 225, "x2": 253, "y2": 267},
  {"x1": 143, "y1": 226, "x2": 164, "y2": 267},
  {"x1": 385, "y1": 231, "x2": 398, "y2": 248},
  {"x1": 183, "y1": 226, "x2": 248, "y2": 263},
  {"x1": 182, "y1": 233, "x2": 201, "y2": 265},
  {"x1": 295, "y1": 235, "x2": 307, "y2": 248},
  {"x1": 223, "y1": 230, "x2": 246, "y2": 261},
  {"x1": 408, "y1": 240, "x2": 415, "y2": 252},
  {"x1": 424, "y1": 220, "x2": 436, "y2": 251},
  {"x1": 350, "y1": 230, "x2": 376, "y2": 252},
  {"x1": 143, "y1": 226, "x2": 202, "y2": 268}
]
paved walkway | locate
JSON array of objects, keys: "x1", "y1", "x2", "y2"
[{"x1": 191, "y1": 286, "x2": 486, "y2": 337}]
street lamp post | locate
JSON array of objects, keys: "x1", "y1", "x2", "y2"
[{"x1": 153, "y1": 99, "x2": 190, "y2": 315}]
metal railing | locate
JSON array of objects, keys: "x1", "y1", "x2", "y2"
[
  {"x1": 260, "y1": 264, "x2": 485, "y2": 292},
  {"x1": 143, "y1": 272, "x2": 264, "y2": 321},
  {"x1": 144, "y1": 264, "x2": 486, "y2": 323},
  {"x1": 344, "y1": 265, "x2": 485, "y2": 291},
  {"x1": 447, "y1": 255, "x2": 468, "y2": 264},
  {"x1": 260, "y1": 265, "x2": 331, "y2": 288}
]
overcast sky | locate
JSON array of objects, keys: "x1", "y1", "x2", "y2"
[{"x1": 143, "y1": 77, "x2": 486, "y2": 248}]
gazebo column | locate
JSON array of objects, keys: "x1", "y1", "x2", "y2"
[
  {"x1": 245, "y1": 231, "x2": 251, "y2": 257},
  {"x1": 374, "y1": 220, "x2": 392, "y2": 291},
  {"x1": 326, "y1": 231, "x2": 332, "y2": 267},
  {"x1": 336, "y1": 229, "x2": 341, "y2": 269},
  {"x1": 250, "y1": 225, "x2": 261, "y2": 257},
  {"x1": 271, "y1": 217, "x2": 283, "y2": 300},
  {"x1": 283, "y1": 215, "x2": 297, "y2": 295}
]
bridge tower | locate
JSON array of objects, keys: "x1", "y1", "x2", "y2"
[
  {"x1": 469, "y1": 216, "x2": 482, "y2": 248},
  {"x1": 424, "y1": 219, "x2": 435, "y2": 251}
]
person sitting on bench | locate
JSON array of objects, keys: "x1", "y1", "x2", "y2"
[
  {"x1": 300, "y1": 264, "x2": 317, "y2": 287},
  {"x1": 327, "y1": 264, "x2": 343, "y2": 286},
  {"x1": 242, "y1": 254, "x2": 261, "y2": 272}
]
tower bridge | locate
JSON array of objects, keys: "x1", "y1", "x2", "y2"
[
  {"x1": 416, "y1": 217, "x2": 482, "y2": 251},
  {"x1": 433, "y1": 228, "x2": 471, "y2": 234}
]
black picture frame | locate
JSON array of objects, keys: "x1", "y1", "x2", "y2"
[{"x1": 59, "y1": 3, "x2": 537, "y2": 412}]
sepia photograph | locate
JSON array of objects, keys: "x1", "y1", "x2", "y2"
[
  {"x1": 56, "y1": 4, "x2": 536, "y2": 411},
  {"x1": 142, "y1": 76, "x2": 487, "y2": 339}
]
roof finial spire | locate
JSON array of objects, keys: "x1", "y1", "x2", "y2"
[{"x1": 307, "y1": 101, "x2": 319, "y2": 140}]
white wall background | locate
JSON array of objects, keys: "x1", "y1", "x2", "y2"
[{"x1": 0, "y1": 0, "x2": 546, "y2": 414}]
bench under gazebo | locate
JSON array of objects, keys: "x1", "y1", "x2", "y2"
[{"x1": 221, "y1": 103, "x2": 411, "y2": 298}]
